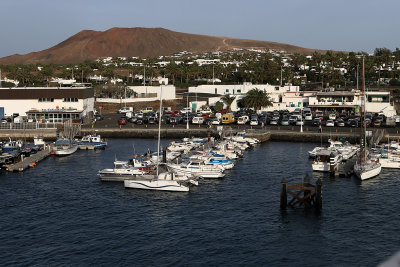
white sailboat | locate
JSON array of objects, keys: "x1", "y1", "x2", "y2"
[
  {"x1": 124, "y1": 85, "x2": 191, "y2": 192},
  {"x1": 354, "y1": 56, "x2": 381, "y2": 180}
]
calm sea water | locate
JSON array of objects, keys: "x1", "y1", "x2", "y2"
[{"x1": 0, "y1": 139, "x2": 398, "y2": 266}]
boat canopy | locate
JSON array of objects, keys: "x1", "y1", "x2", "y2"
[{"x1": 55, "y1": 139, "x2": 71, "y2": 146}]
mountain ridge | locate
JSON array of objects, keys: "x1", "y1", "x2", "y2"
[{"x1": 0, "y1": 27, "x2": 326, "y2": 64}]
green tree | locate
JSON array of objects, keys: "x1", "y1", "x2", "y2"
[
  {"x1": 221, "y1": 94, "x2": 236, "y2": 111},
  {"x1": 214, "y1": 101, "x2": 224, "y2": 111},
  {"x1": 240, "y1": 88, "x2": 272, "y2": 111}
]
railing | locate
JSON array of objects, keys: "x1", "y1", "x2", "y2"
[{"x1": 0, "y1": 122, "x2": 60, "y2": 130}]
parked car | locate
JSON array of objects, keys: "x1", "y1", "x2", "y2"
[
  {"x1": 336, "y1": 119, "x2": 345, "y2": 127},
  {"x1": 312, "y1": 118, "x2": 321, "y2": 126},
  {"x1": 141, "y1": 107, "x2": 153, "y2": 113},
  {"x1": 289, "y1": 115, "x2": 298, "y2": 125},
  {"x1": 296, "y1": 119, "x2": 304, "y2": 126},
  {"x1": 304, "y1": 113, "x2": 313, "y2": 121},
  {"x1": 250, "y1": 119, "x2": 258, "y2": 126},
  {"x1": 328, "y1": 113, "x2": 336, "y2": 120},
  {"x1": 135, "y1": 118, "x2": 144, "y2": 125},
  {"x1": 95, "y1": 114, "x2": 104, "y2": 121},
  {"x1": 192, "y1": 116, "x2": 204, "y2": 124},
  {"x1": 348, "y1": 119, "x2": 358, "y2": 127},
  {"x1": 373, "y1": 120, "x2": 381, "y2": 127},
  {"x1": 326, "y1": 120, "x2": 335, "y2": 127},
  {"x1": 147, "y1": 117, "x2": 156, "y2": 124},
  {"x1": 281, "y1": 118, "x2": 289, "y2": 126},
  {"x1": 211, "y1": 117, "x2": 221, "y2": 125},
  {"x1": 180, "y1": 107, "x2": 191, "y2": 114},
  {"x1": 270, "y1": 119, "x2": 278, "y2": 125},
  {"x1": 118, "y1": 117, "x2": 127, "y2": 125},
  {"x1": 315, "y1": 112, "x2": 324, "y2": 120}
]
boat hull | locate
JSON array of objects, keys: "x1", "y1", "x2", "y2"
[
  {"x1": 124, "y1": 179, "x2": 189, "y2": 192},
  {"x1": 355, "y1": 164, "x2": 381, "y2": 180},
  {"x1": 54, "y1": 145, "x2": 78, "y2": 156},
  {"x1": 379, "y1": 158, "x2": 400, "y2": 169}
]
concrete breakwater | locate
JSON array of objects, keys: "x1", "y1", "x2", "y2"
[{"x1": 0, "y1": 127, "x2": 399, "y2": 143}]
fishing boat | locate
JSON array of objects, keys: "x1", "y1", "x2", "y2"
[
  {"x1": 2, "y1": 138, "x2": 23, "y2": 153},
  {"x1": 354, "y1": 56, "x2": 381, "y2": 180},
  {"x1": 78, "y1": 134, "x2": 107, "y2": 150},
  {"x1": 53, "y1": 138, "x2": 78, "y2": 156}
]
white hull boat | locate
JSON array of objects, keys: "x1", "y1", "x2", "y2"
[
  {"x1": 354, "y1": 161, "x2": 381, "y2": 180},
  {"x1": 124, "y1": 173, "x2": 190, "y2": 192},
  {"x1": 53, "y1": 139, "x2": 78, "y2": 156}
]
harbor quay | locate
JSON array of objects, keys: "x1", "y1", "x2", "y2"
[{"x1": 1, "y1": 125, "x2": 400, "y2": 143}]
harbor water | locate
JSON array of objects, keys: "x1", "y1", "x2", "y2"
[{"x1": 0, "y1": 139, "x2": 398, "y2": 266}]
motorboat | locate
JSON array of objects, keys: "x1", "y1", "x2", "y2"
[
  {"x1": 78, "y1": 134, "x2": 107, "y2": 150},
  {"x1": 167, "y1": 160, "x2": 225, "y2": 178},
  {"x1": 33, "y1": 136, "x2": 45, "y2": 148},
  {"x1": 312, "y1": 149, "x2": 343, "y2": 172},
  {"x1": 2, "y1": 138, "x2": 23, "y2": 153},
  {"x1": 53, "y1": 138, "x2": 78, "y2": 156},
  {"x1": 124, "y1": 172, "x2": 192, "y2": 192},
  {"x1": 328, "y1": 140, "x2": 358, "y2": 160},
  {"x1": 98, "y1": 160, "x2": 146, "y2": 182}
]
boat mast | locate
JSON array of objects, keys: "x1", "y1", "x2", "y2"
[
  {"x1": 156, "y1": 84, "x2": 163, "y2": 176},
  {"x1": 360, "y1": 56, "x2": 364, "y2": 165},
  {"x1": 363, "y1": 56, "x2": 367, "y2": 162}
]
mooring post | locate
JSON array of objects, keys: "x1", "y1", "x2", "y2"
[
  {"x1": 303, "y1": 177, "x2": 311, "y2": 207},
  {"x1": 162, "y1": 146, "x2": 167, "y2": 163},
  {"x1": 315, "y1": 178, "x2": 322, "y2": 213},
  {"x1": 280, "y1": 179, "x2": 287, "y2": 210}
]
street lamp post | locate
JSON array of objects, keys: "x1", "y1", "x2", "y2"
[
  {"x1": 186, "y1": 92, "x2": 189, "y2": 130},
  {"x1": 124, "y1": 83, "x2": 127, "y2": 107},
  {"x1": 300, "y1": 107, "x2": 303, "y2": 133}
]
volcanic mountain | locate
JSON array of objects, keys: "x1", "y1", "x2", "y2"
[{"x1": 0, "y1": 27, "x2": 324, "y2": 64}]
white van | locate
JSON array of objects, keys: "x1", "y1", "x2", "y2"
[
  {"x1": 118, "y1": 106, "x2": 133, "y2": 113},
  {"x1": 192, "y1": 116, "x2": 204, "y2": 124}
]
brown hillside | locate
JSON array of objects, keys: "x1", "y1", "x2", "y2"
[{"x1": 0, "y1": 27, "x2": 325, "y2": 64}]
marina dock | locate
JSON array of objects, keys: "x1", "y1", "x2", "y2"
[{"x1": 6, "y1": 148, "x2": 51, "y2": 172}]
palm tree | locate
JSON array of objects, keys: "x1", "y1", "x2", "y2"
[
  {"x1": 221, "y1": 94, "x2": 236, "y2": 111},
  {"x1": 240, "y1": 88, "x2": 272, "y2": 111}
]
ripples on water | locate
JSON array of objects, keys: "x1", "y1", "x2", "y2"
[{"x1": 0, "y1": 139, "x2": 398, "y2": 266}]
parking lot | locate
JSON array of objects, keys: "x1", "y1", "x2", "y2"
[{"x1": 88, "y1": 112, "x2": 400, "y2": 135}]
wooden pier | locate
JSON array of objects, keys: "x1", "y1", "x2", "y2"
[
  {"x1": 280, "y1": 177, "x2": 322, "y2": 213},
  {"x1": 6, "y1": 148, "x2": 51, "y2": 172}
]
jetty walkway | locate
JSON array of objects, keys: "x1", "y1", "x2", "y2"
[{"x1": 6, "y1": 148, "x2": 51, "y2": 172}]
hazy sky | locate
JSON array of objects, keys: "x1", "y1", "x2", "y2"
[{"x1": 1, "y1": 0, "x2": 399, "y2": 58}]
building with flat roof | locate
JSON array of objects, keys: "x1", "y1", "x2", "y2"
[{"x1": 0, "y1": 83, "x2": 94, "y2": 122}]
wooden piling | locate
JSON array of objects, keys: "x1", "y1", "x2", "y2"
[
  {"x1": 280, "y1": 179, "x2": 287, "y2": 210},
  {"x1": 315, "y1": 178, "x2": 322, "y2": 213}
]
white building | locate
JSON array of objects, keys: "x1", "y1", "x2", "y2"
[
  {"x1": 308, "y1": 89, "x2": 396, "y2": 116},
  {"x1": 127, "y1": 85, "x2": 176, "y2": 101},
  {"x1": 190, "y1": 83, "x2": 305, "y2": 111},
  {"x1": 0, "y1": 84, "x2": 94, "y2": 122}
]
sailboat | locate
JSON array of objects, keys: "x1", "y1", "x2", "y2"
[
  {"x1": 354, "y1": 56, "x2": 381, "y2": 180},
  {"x1": 124, "y1": 85, "x2": 192, "y2": 192}
]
